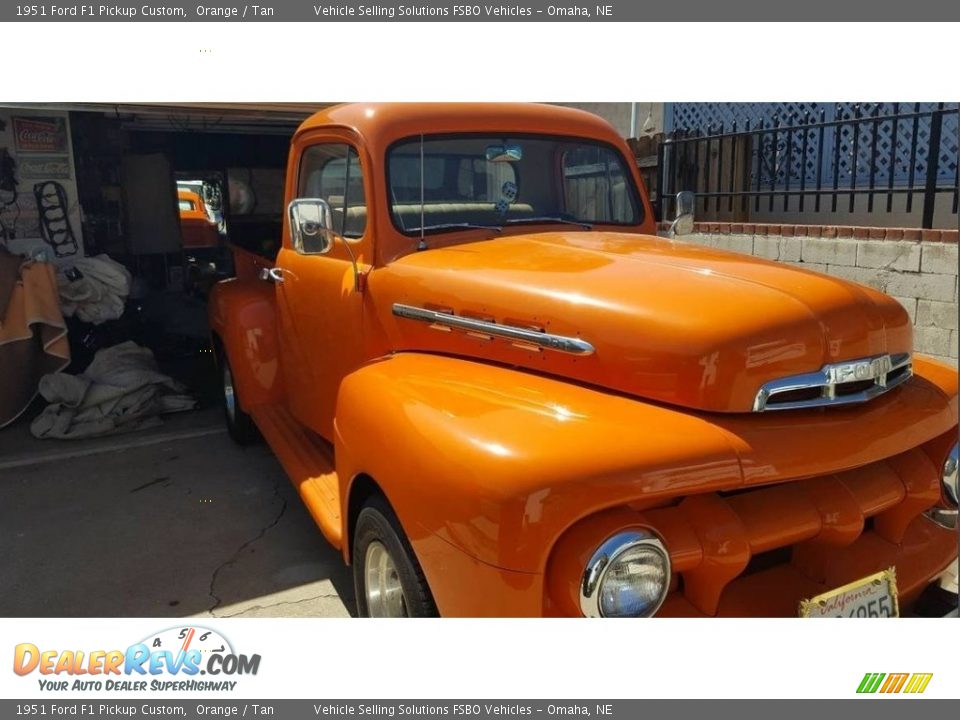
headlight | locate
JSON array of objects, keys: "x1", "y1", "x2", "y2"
[
  {"x1": 580, "y1": 530, "x2": 671, "y2": 618},
  {"x1": 926, "y1": 442, "x2": 959, "y2": 530},
  {"x1": 942, "y1": 443, "x2": 958, "y2": 508}
]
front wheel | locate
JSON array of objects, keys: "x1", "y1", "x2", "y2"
[
  {"x1": 353, "y1": 495, "x2": 438, "y2": 617},
  {"x1": 221, "y1": 356, "x2": 258, "y2": 445}
]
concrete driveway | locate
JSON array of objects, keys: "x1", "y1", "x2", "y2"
[{"x1": 0, "y1": 408, "x2": 354, "y2": 618}]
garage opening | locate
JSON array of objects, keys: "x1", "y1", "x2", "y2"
[
  {"x1": 2, "y1": 106, "x2": 297, "y2": 433},
  {"x1": 1, "y1": 103, "x2": 355, "y2": 617}
]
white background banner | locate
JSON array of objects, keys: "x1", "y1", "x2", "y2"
[
  {"x1": 0, "y1": 17, "x2": 957, "y2": 708},
  {"x1": 2, "y1": 618, "x2": 958, "y2": 699}
]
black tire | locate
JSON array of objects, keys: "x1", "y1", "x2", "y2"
[
  {"x1": 220, "y1": 354, "x2": 259, "y2": 445},
  {"x1": 353, "y1": 495, "x2": 438, "y2": 617}
]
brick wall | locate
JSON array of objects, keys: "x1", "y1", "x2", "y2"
[{"x1": 660, "y1": 223, "x2": 959, "y2": 366}]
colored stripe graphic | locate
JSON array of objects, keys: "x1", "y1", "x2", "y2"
[
  {"x1": 857, "y1": 673, "x2": 885, "y2": 693},
  {"x1": 903, "y1": 674, "x2": 933, "y2": 694},
  {"x1": 880, "y1": 673, "x2": 909, "y2": 693},
  {"x1": 857, "y1": 673, "x2": 932, "y2": 694}
]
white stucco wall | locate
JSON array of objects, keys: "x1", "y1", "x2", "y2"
[{"x1": 674, "y1": 227, "x2": 959, "y2": 366}]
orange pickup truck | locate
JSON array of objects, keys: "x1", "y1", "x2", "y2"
[
  {"x1": 178, "y1": 188, "x2": 220, "y2": 249},
  {"x1": 208, "y1": 103, "x2": 958, "y2": 618}
]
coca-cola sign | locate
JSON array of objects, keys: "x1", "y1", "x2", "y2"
[
  {"x1": 12, "y1": 117, "x2": 68, "y2": 153},
  {"x1": 18, "y1": 155, "x2": 71, "y2": 179}
]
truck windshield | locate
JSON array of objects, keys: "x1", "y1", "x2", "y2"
[{"x1": 387, "y1": 134, "x2": 642, "y2": 236}]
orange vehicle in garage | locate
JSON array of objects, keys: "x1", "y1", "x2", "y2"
[
  {"x1": 208, "y1": 103, "x2": 959, "y2": 618},
  {"x1": 178, "y1": 188, "x2": 219, "y2": 249}
]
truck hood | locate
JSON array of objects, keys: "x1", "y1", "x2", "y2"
[{"x1": 370, "y1": 231, "x2": 912, "y2": 413}]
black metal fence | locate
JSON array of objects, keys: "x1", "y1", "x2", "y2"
[{"x1": 656, "y1": 103, "x2": 959, "y2": 229}]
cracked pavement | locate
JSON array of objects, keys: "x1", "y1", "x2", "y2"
[
  {"x1": 0, "y1": 409, "x2": 354, "y2": 618},
  {"x1": 206, "y1": 465, "x2": 290, "y2": 616}
]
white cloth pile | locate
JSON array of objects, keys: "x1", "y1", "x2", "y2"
[
  {"x1": 31, "y1": 341, "x2": 196, "y2": 440},
  {"x1": 57, "y1": 254, "x2": 132, "y2": 324}
]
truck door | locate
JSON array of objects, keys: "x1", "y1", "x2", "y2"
[{"x1": 273, "y1": 142, "x2": 370, "y2": 440}]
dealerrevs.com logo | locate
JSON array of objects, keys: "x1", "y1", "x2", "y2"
[{"x1": 13, "y1": 626, "x2": 260, "y2": 692}]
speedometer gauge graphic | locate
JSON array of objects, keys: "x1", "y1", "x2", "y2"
[{"x1": 138, "y1": 626, "x2": 234, "y2": 658}]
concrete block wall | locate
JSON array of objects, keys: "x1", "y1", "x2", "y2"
[{"x1": 661, "y1": 223, "x2": 959, "y2": 366}]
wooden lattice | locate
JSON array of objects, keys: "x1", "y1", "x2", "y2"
[{"x1": 669, "y1": 102, "x2": 958, "y2": 188}]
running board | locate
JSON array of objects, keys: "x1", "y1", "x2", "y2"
[{"x1": 250, "y1": 404, "x2": 342, "y2": 549}]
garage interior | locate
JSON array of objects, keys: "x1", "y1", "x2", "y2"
[{"x1": 0, "y1": 103, "x2": 355, "y2": 617}]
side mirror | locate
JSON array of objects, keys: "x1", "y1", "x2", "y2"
[
  {"x1": 668, "y1": 190, "x2": 696, "y2": 238},
  {"x1": 289, "y1": 198, "x2": 336, "y2": 254}
]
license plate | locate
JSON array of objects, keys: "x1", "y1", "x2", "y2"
[{"x1": 799, "y1": 567, "x2": 900, "y2": 618}]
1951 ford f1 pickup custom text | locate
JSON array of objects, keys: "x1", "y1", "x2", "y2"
[{"x1": 208, "y1": 103, "x2": 959, "y2": 618}]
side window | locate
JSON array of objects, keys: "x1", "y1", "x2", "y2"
[{"x1": 297, "y1": 143, "x2": 367, "y2": 241}]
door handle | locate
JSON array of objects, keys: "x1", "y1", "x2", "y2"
[{"x1": 259, "y1": 267, "x2": 285, "y2": 283}]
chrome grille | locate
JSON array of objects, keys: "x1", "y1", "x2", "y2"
[{"x1": 753, "y1": 353, "x2": 912, "y2": 412}]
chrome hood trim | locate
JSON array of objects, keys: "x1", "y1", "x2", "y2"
[
  {"x1": 392, "y1": 303, "x2": 595, "y2": 356},
  {"x1": 752, "y1": 353, "x2": 913, "y2": 412}
]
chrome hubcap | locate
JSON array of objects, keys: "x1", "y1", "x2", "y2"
[
  {"x1": 364, "y1": 541, "x2": 407, "y2": 617},
  {"x1": 223, "y1": 364, "x2": 236, "y2": 422}
]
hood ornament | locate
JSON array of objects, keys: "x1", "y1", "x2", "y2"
[{"x1": 753, "y1": 353, "x2": 912, "y2": 412}]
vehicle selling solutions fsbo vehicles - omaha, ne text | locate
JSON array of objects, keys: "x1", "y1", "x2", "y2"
[{"x1": 208, "y1": 103, "x2": 959, "y2": 618}]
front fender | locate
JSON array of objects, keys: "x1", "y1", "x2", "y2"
[
  {"x1": 333, "y1": 352, "x2": 742, "y2": 575},
  {"x1": 334, "y1": 352, "x2": 957, "y2": 581},
  {"x1": 208, "y1": 276, "x2": 284, "y2": 409}
]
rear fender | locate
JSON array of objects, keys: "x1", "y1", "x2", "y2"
[{"x1": 208, "y1": 276, "x2": 284, "y2": 409}]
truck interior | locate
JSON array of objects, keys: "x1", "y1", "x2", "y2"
[{"x1": 386, "y1": 135, "x2": 639, "y2": 232}]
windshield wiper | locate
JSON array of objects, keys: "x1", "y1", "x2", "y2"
[
  {"x1": 504, "y1": 215, "x2": 593, "y2": 230},
  {"x1": 412, "y1": 222, "x2": 503, "y2": 233}
]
